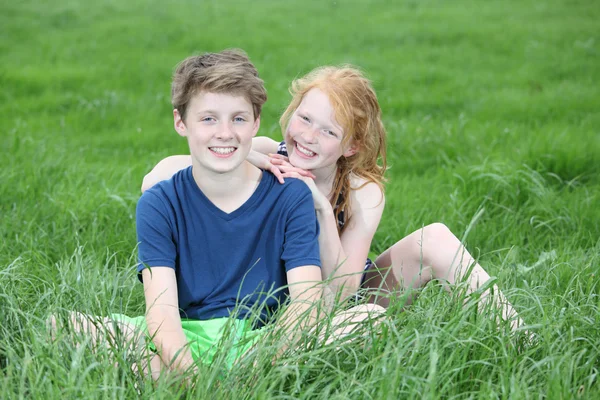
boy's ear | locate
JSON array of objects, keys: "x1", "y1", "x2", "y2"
[
  {"x1": 173, "y1": 109, "x2": 187, "y2": 137},
  {"x1": 343, "y1": 143, "x2": 358, "y2": 158},
  {"x1": 252, "y1": 115, "x2": 261, "y2": 137}
]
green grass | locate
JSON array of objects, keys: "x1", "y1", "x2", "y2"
[{"x1": 1, "y1": 0, "x2": 599, "y2": 398}]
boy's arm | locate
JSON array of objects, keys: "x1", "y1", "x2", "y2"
[
  {"x1": 272, "y1": 265, "x2": 322, "y2": 353},
  {"x1": 142, "y1": 267, "x2": 196, "y2": 374},
  {"x1": 275, "y1": 185, "x2": 324, "y2": 353},
  {"x1": 136, "y1": 192, "x2": 194, "y2": 376}
]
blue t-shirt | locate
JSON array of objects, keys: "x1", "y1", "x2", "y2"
[{"x1": 136, "y1": 166, "x2": 321, "y2": 325}]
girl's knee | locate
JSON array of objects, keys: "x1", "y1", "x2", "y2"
[
  {"x1": 383, "y1": 223, "x2": 458, "y2": 276},
  {"x1": 47, "y1": 314, "x2": 59, "y2": 340},
  {"x1": 422, "y1": 222, "x2": 454, "y2": 243},
  {"x1": 392, "y1": 222, "x2": 455, "y2": 267},
  {"x1": 351, "y1": 303, "x2": 386, "y2": 315},
  {"x1": 421, "y1": 223, "x2": 460, "y2": 253}
]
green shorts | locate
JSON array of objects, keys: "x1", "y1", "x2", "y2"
[{"x1": 111, "y1": 314, "x2": 266, "y2": 369}]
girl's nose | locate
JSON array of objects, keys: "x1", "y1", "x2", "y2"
[{"x1": 301, "y1": 127, "x2": 318, "y2": 144}]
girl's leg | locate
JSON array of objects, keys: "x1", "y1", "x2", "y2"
[
  {"x1": 317, "y1": 304, "x2": 386, "y2": 345},
  {"x1": 365, "y1": 223, "x2": 522, "y2": 329},
  {"x1": 48, "y1": 311, "x2": 167, "y2": 379}
]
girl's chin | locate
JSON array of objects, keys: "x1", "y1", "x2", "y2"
[{"x1": 290, "y1": 152, "x2": 315, "y2": 168}]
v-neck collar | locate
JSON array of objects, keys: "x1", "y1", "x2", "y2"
[{"x1": 186, "y1": 167, "x2": 270, "y2": 221}]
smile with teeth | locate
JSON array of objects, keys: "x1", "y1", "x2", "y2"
[
  {"x1": 209, "y1": 147, "x2": 236, "y2": 155},
  {"x1": 296, "y1": 143, "x2": 316, "y2": 157}
]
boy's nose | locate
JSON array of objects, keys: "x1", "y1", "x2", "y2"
[{"x1": 216, "y1": 123, "x2": 235, "y2": 140}]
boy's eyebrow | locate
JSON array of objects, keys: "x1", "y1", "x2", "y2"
[{"x1": 196, "y1": 110, "x2": 252, "y2": 115}]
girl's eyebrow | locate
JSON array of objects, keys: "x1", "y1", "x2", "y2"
[{"x1": 297, "y1": 107, "x2": 342, "y2": 132}]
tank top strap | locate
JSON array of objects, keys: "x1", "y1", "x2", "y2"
[{"x1": 277, "y1": 141, "x2": 288, "y2": 157}]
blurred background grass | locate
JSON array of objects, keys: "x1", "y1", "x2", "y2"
[{"x1": 1, "y1": 0, "x2": 599, "y2": 398}]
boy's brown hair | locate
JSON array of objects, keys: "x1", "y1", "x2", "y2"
[{"x1": 171, "y1": 49, "x2": 267, "y2": 121}]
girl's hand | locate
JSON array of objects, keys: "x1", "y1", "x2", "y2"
[
  {"x1": 268, "y1": 154, "x2": 317, "y2": 180},
  {"x1": 247, "y1": 150, "x2": 285, "y2": 184},
  {"x1": 278, "y1": 170, "x2": 330, "y2": 212},
  {"x1": 247, "y1": 151, "x2": 316, "y2": 184}
]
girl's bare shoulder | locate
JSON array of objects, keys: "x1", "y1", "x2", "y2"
[{"x1": 349, "y1": 175, "x2": 385, "y2": 210}]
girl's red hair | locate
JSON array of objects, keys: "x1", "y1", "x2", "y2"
[{"x1": 280, "y1": 66, "x2": 387, "y2": 233}]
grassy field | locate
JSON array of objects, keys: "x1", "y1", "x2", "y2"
[{"x1": 1, "y1": 0, "x2": 599, "y2": 398}]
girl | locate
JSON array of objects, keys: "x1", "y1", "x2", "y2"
[{"x1": 143, "y1": 66, "x2": 523, "y2": 329}]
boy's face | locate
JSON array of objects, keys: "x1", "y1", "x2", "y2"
[{"x1": 174, "y1": 92, "x2": 260, "y2": 175}]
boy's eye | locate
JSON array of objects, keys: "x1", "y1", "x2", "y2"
[
  {"x1": 234, "y1": 116, "x2": 246, "y2": 123},
  {"x1": 202, "y1": 117, "x2": 216, "y2": 122}
]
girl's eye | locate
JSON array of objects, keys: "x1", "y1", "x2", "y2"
[
  {"x1": 325, "y1": 130, "x2": 338, "y2": 138},
  {"x1": 300, "y1": 115, "x2": 310, "y2": 123}
]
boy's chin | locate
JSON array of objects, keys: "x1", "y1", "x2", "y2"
[
  {"x1": 192, "y1": 158, "x2": 242, "y2": 175},
  {"x1": 208, "y1": 164, "x2": 245, "y2": 175}
]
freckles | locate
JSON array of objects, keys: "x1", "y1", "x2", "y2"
[{"x1": 287, "y1": 119, "x2": 304, "y2": 133}]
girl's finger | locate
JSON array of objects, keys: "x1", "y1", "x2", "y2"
[
  {"x1": 293, "y1": 169, "x2": 311, "y2": 176},
  {"x1": 285, "y1": 167, "x2": 315, "y2": 178},
  {"x1": 278, "y1": 167, "x2": 314, "y2": 179},
  {"x1": 270, "y1": 159, "x2": 293, "y2": 169},
  {"x1": 268, "y1": 153, "x2": 289, "y2": 161},
  {"x1": 271, "y1": 167, "x2": 285, "y2": 184},
  {"x1": 277, "y1": 166, "x2": 296, "y2": 173},
  {"x1": 281, "y1": 172, "x2": 303, "y2": 180},
  {"x1": 298, "y1": 170, "x2": 316, "y2": 179}
]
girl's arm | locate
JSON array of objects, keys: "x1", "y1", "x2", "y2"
[
  {"x1": 317, "y1": 183, "x2": 385, "y2": 300},
  {"x1": 141, "y1": 137, "x2": 290, "y2": 192},
  {"x1": 277, "y1": 168, "x2": 385, "y2": 300},
  {"x1": 242, "y1": 138, "x2": 315, "y2": 183},
  {"x1": 251, "y1": 136, "x2": 280, "y2": 155},
  {"x1": 141, "y1": 267, "x2": 196, "y2": 376},
  {"x1": 141, "y1": 155, "x2": 192, "y2": 192}
]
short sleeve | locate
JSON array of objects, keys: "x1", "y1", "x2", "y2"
[
  {"x1": 136, "y1": 191, "x2": 177, "y2": 279},
  {"x1": 281, "y1": 185, "x2": 321, "y2": 271}
]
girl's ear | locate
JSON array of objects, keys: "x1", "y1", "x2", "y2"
[
  {"x1": 343, "y1": 143, "x2": 358, "y2": 158},
  {"x1": 174, "y1": 109, "x2": 187, "y2": 137}
]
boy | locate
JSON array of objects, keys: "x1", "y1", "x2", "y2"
[
  {"x1": 132, "y1": 49, "x2": 323, "y2": 375},
  {"x1": 53, "y1": 49, "x2": 323, "y2": 378}
]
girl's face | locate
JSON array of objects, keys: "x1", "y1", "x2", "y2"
[{"x1": 285, "y1": 88, "x2": 355, "y2": 172}]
